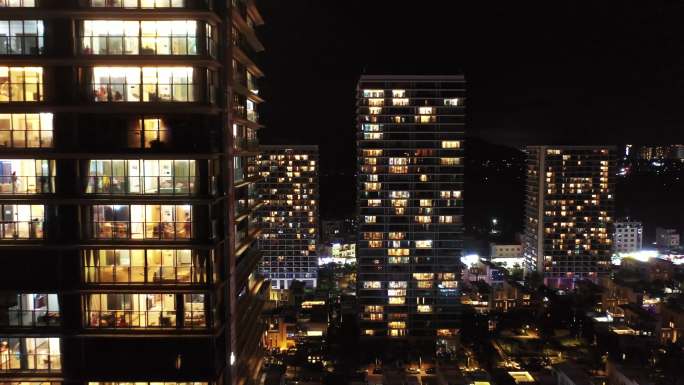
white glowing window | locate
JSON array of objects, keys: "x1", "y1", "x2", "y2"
[
  {"x1": 0, "y1": 0, "x2": 35, "y2": 6},
  {"x1": 369, "y1": 107, "x2": 382, "y2": 115},
  {"x1": 363, "y1": 281, "x2": 381, "y2": 289},
  {"x1": 417, "y1": 305, "x2": 432, "y2": 313},
  {"x1": 418, "y1": 106, "x2": 433, "y2": 115},
  {"x1": 91, "y1": 67, "x2": 194, "y2": 102},
  {"x1": 415, "y1": 240, "x2": 432, "y2": 248},
  {"x1": 363, "y1": 89, "x2": 384, "y2": 98},
  {"x1": 388, "y1": 281, "x2": 406, "y2": 289},
  {"x1": 444, "y1": 98, "x2": 460, "y2": 106}
]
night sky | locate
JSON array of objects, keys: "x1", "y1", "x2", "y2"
[{"x1": 255, "y1": 1, "x2": 684, "y2": 220}]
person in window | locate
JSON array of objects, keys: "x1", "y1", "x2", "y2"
[{"x1": 114, "y1": 91, "x2": 123, "y2": 101}]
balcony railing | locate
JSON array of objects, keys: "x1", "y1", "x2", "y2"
[
  {"x1": 92, "y1": 221, "x2": 191, "y2": 240},
  {"x1": 0, "y1": 220, "x2": 43, "y2": 239},
  {"x1": 0, "y1": 176, "x2": 53, "y2": 194}
]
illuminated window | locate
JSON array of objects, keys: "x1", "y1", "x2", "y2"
[
  {"x1": 128, "y1": 118, "x2": 170, "y2": 148},
  {"x1": 415, "y1": 215, "x2": 431, "y2": 224},
  {"x1": 365, "y1": 305, "x2": 383, "y2": 312},
  {"x1": 363, "y1": 89, "x2": 383, "y2": 98},
  {"x1": 368, "y1": 240, "x2": 382, "y2": 248},
  {"x1": 364, "y1": 215, "x2": 376, "y2": 223},
  {"x1": 388, "y1": 297, "x2": 405, "y2": 305},
  {"x1": 368, "y1": 98, "x2": 384, "y2": 106},
  {"x1": 0, "y1": 159, "x2": 54, "y2": 194},
  {"x1": 419, "y1": 199, "x2": 432, "y2": 207},
  {"x1": 369, "y1": 107, "x2": 382, "y2": 115},
  {"x1": 388, "y1": 257, "x2": 409, "y2": 264},
  {"x1": 388, "y1": 248, "x2": 409, "y2": 256},
  {"x1": 388, "y1": 232, "x2": 404, "y2": 240},
  {"x1": 0, "y1": 67, "x2": 42, "y2": 102},
  {"x1": 440, "y1": 157, "x2": 461, "y2": 165},
  {"x1": 91, "y1": 67, "x2": 194, "y2": 102},
  {"x1": 363, "y1": 329, "x2": 374, "y2": 336},
  {"x1": 444, "y1": 98, "x2": 460, "y2": 106},
  {"x1": 390, "y1": 191, "x2": 409, "y2": 198},
  {"x1": 0, "y1": 204, "x2": 44, "y2": 239},
  {"x1": 391, "y1": 199, "x2": 407, "y2": 207},
  {"x1": 86, "y1": 159, "x2": 196, "y2": 195},
  {"x1": 0, "y1": 337, "x2": 61, "y2": 372},
  {"x1": 1, "y1": 294, "x2": 59, "y2": 327},
  {"x1": 441, "y1": 141, "x2": 460, "y2": 148},
  {"x1": 90, "y1": 0, "x2": 185, "y2": 7},
  {"x1": 389, "y1": 166, "x2": 407, "y2": 173},
  {"x1": 417, "y1": 281, "x2": 432, "y2": 289},
  {"x1": 365, "y1": 182, "x2": 380, "y2": 191},
  {"x1": 364, "y1": 132, "x2": 383, "y2": 140},
  {"x1": 0, "y1": 20, "x2": 43, "y2": 55},
  {"x1": 387, "y1": 289, "x2": 406, "y2": 297},
  {"x1": 388, "y1": 281, "x2": 406, "y2": 289},
  {"x1": 392, "y1": 89, "x2": 405, "y2": 97},
  {"x1": 81, "y1": 20, "x2": 198, "y2": 56},
  {"x1": 413, "y1": 273, "x2": 433, "y2": 280},
  {"x1": 85, "y1": 293, "x2": 178, "y2": 328},
  {"x1": 439, "y1": 216, "x2": 454, "y2": 223},
  {"x1": 388, "y1": 321, "x2": 405, "y2": 329},
  {"x1": 83, "y1": 249, "x2": 205, "y2": 284},
  {"x1": 0, "y1": 0, "x2": 35, "y2": 6},
  {"x1": 91, "y1": 204, "x2": 192, "y2": 240},
  {"x1": 362, "y1": 124, "x2": 381, "y2": 132},
  {"x1": 417, "y1": 305, "x2": 432, "y2": 313},
  {"x1": 183, "y1": 293, "x2": 206, "y2": 328},
  {"x1": 392, "y1": 98, "x2": 409, "y2": 106},
  {"x1": 418, "y1": 106, "x2": 433, "y2": 115},
  {"x1": 415, "y1": 240, "x2": 432, "y2": 248},
  {"x1": 0, "y1": 113, "x2": 52, "y2": 148},
  {"x1": 363, "y1": 281, "x2": 381, "y2": 289},
  {"x1": 364, "y1": 232, "x2": 383, "y2": 240}
]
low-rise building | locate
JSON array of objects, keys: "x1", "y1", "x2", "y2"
[
  {"x1": 613, "y1": 220, "x2": 643, "y2": 254},
  {"x1": 656, "y1": 227, "x2": 680, "y2": 249}
]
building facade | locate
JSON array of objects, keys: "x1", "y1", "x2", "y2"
[
  {"x1": 356, "y1": 75, "x2": 465, "y2": 345},
  {"x1": 257, "y1": 145, "x2": 319, "y2": 290},
  {"x1": 0, "y1": 1, "x2": 266, "y2": 385},
  {"x1": 522, "y1": 146, "x2": 615, "y2": 287},
  {"x1": 613, "y1": 220, "x2": 643, "y2": 254},
  {"x1": 655, "y1": 227, "x2": 680, "y2": 249}
]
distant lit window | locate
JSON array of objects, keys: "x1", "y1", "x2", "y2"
[
  {"x1": 415, "y1": 240, "x2": 432, "y2": 248},
  {"x1": 0, "y1": 337, "x2": 61, "y2": 372},
  {"x1": 363, "y1": 281, "x2": 381, "y2": 289},
  {"x1": 443, "y1": 98, "x2": 460, "y2": 106},
  {"x1": 441, "y1": 141, "x2": 460, "y2": 148},
  {"x1": 0, "y1": 0, "x2": 36, "y2": 6},
  {"x1": 90, "y1": 0, "x2": 185, "y2": 7}
]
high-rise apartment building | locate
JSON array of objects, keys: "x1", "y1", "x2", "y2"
[
  {"x1": 613, "y1": 219, "x2": 643, "y2": 254},
  {"x1": 257, "y1": 145, "x2": 319, "y2": 290},
  {"x1": 0, "y1": 1, "x2": 266, "y2": 385},
  {"x1": 356, "y1": 75, "x2": 465, "y2": 347},
  {"x1": 522, "y1": 146, "x2": 615, "y2": 287}
]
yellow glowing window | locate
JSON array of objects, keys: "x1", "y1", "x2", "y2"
[
  {"x1": 364, "y1": 132, "x2": 383, "y2": 140},
  {"x1": 363, "y1": 281, "x2": 381, "y2": 289},
  {"x1": 368, "y1": 240, "x2": 382, "y2": 248},
  {"x1": 392, "y1": 98, "x2": 409, "y2": 106},
  {"x1": 416, "y1": 115, "x2": 434, "y2": 123},
  {"x1": 388, "y1": 297, "x2": 405, "y2": 305},
  {"x1": 442, "y1": 141, "x2": 461, "y2": 148},
  {"x1": 413, "y1": 273, "x2": 433, "y2": 280},
  {"x1": 91, "y1": 66, "x2": 194, "y2": 102},
  {"x1": 0, "y1": 113, "x2": 53, "y2": 149},
  {"x1": 390, "y1": 191, "x2": 409, "y2": 198},
  {"x1": 369, "y1": 313, "x2": 383, "y2": 321},
  {"x1": 417, "y1": 305, "x2": 432, "y2": 313},
  {"x1": 82, "y1": 20, "x2": 198, "y2": 56},
  {"x1": 364, "y1": 182, "x2": 380, "y2": 191},
  {"x1": 440, "y1": 157, "x2": 461, "y2": 165},
  {"x1": 364, "y1": 232, "x2": 383, "y2": 240},
  {"x1": 365, "y1": 305, "x2": 383, "y2": 312},
  {"x1": 415, "y1": 215, "x2": 431, "y2": 224},
  {"x1": 368, "y1": 98, "x2": 384, "y2": 106},
  {"x1": 441, "y1": 281, "x2": 458, "y2": 288},
  {"x1": 0, "y1": 67, "x2": 43, "y2": 102},
  {"x1": 369, "y1": 107, "x2": 382, "y2": 115},
  {"x1": 439, "y1": 216, "x2": 454, "y2": 223},
  {"x1": 364, "y1": 329, "x2": 374, "y2": 336},
  {"x1": 362, "y1": 149, "x2": 382, "y2": 156},
  {"x1": 388, "y1": 232, "x2": 404, "y2": 240},
  {"x1": 388, "y1": 248, "x2": 409, "y2": 256},
  {"x1": 392, "y1": 89, "x2": 405, "y2": 97},
  {"x1": 391, "y1": 199, "x2": 407, "y2": 207},
  {"x1": 419, "y1": 199, "x2": 432, "y2": 207},
  {"x1": 417, "y1": 281, "x2": 432, "y2": 289},
  {"x1": 387, "y1": 289, "x2": 406, "y2": 297},
  {"x1": 388, "y1": 321, "x2": 406, "y2": 329},
  {"x1": 390, "y1": 329, "x2": 406, "y2": 336},
  {"x1": 388, "y1": 281, "x2": 407, "y2": 289},
  {"x1": 367, "y1": 199, "x2": 381, "y2": 207},
  {"x1": 389, "y1": 166, "x2": 408, "y2": 174}
]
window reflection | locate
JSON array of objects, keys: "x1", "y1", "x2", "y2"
[
  {"x1": 91, "y1": 67, "x2": 194, "y2": 102},
  {"x1": 91, "y1": 204, "x2": 191, "y2": 240},
  {"x1": 86, "y1": 159, "x2": 195, "y2": 195}
]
